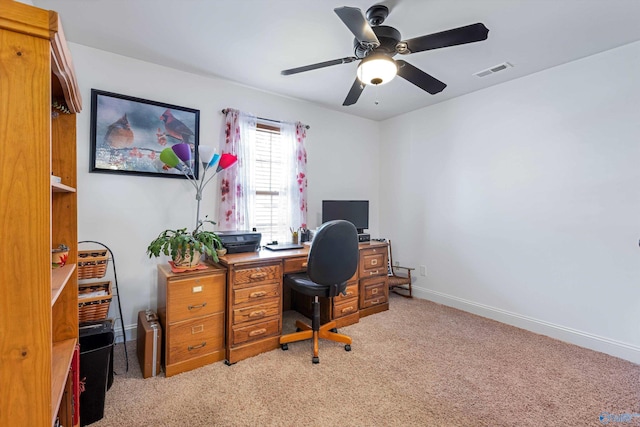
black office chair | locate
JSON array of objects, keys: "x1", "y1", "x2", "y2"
[{"x1": 280, "y1": 220, "x2": 359, "y2": 364}]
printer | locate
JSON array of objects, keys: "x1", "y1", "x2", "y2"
[{"x1": 217, "y1": 230, "x2": 262, "y2": 254}]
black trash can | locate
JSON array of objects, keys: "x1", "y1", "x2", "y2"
[{"x1": 79, "y1": 320, "x2": 114, "y2": 426}]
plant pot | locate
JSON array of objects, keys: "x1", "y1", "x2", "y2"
[
  {"x1": 52, "y1": 248, "x2": 69, "y2": 268},
  {"x1": 172, "y1": 249, "x2": 202, "y2": 268},
  {"x1": 216, "y1": 248, "x2": 227, "y2": 257}
]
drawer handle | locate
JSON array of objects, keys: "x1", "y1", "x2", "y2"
[
  {"x1": 188, "y1": 342, "x2": 207, "y2": 351},
  {"x1": 249, "y1": 310, "x2": 266, "y2": 318},
  {"x1": 249, "y1": 328, "x2": 267, "y2": 337},
  {"x1": 371, "y1": 259, "x2": 378, "y2": 265},
  {"x1": 188, "y1": 302, "x2": 207, "y2": 310},
  {"x1": 250, "y1": 272, "x2": 267, "y2": 280},
  {"x1": 301, "y1": 262, "x2": 308, "y2": 268},
  {"x1": 372, "y1": 288, "x2": 378, "y2": 295},
  {"x1": 369, "y1": 270, "x2": 379, "y2": 275},
  {"x1": 344, "y1": 291, "x2": 353, "y2": 296},
  {"x1": 341, "y1": 306, "x2": 355, "y2": 314},
  {"x1": 249, "y1": 291, "x2": 267, "y2": 298}
]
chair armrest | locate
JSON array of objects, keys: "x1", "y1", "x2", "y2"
[
  {"x1": 392, "y1": 266, "x2": 414, "y2": 271},
  {"x1": 392, "y1": 266, "x2": 414, "y2": 278}
]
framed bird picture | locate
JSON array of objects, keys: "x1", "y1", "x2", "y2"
[{"x1": 89, "y1": 89, "x2": 200, "y2": 178}]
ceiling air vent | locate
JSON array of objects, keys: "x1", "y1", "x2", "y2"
[{"x1": 474, "y1": 62, "x2": 513, "y2": 78}]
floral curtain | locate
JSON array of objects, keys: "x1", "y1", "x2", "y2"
[
  {"x1": 288, "y1": 122, "x2": 308, "y2": 229},
  {"x1": 217, "y1": 109, "x2": 256, "y2": 231},
  {"x1": 218, "y1": 109, "x2": 307, "y2": 235}
]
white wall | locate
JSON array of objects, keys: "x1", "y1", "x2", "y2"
[
  {"x1": 380, "y1": 41, "x2": 640, "y2": 363},
  {"x1": 71, "y1": 38, "x2": 640, "y2": 364},
  {"x1": 70, "y1": 43, "x2": 381, "y2": 340}
]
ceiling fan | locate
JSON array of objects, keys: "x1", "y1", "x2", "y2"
[{"x1": 281, "y1": 4, "x2": 489, "y2": 106}]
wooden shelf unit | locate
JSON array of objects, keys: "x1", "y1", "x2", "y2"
[
  {"x1": 0, "y1": 2, "x2": 82, "y2": 426},
  {"x1": 52, "y1": 181, "x2": 76, "y2": 193},
  {"x1": 51, "y1": 338, "x2": 78, "y2": 418},
  {"x1": 52, "y1": 264, "x2": 76, "y2": 304}
]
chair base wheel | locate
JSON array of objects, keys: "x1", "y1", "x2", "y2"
[
  {"x1": 281, "y1": 344, "x2": 288, "y2": 351},
  {"x1": 312, "y1": 356, "x2": 319, "y2": 364},
  {"x1": 345, "y1": 344, "x2": 351, "y2": 351}
]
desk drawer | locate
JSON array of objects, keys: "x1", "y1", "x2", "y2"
[
  {"x1": 333, "y1": 298, "x2": 358, "y2": 319},
  {"x1": 231, "y1": 317, "x2": 280, "y2": 346},
  {"x1": 361, "y1": 296, "x2": 387, "y2": 309},
  {"x1": 360, "y1": 276, "x2": 388, "y2": 308},
  {"x1": 283, "y1": 257, "x2": 308, "y2": 273},
  {"x1": 233, "y1": 282, "x2": 280, "y2": 306},
  {"x1": 233, "y1": 263, "x2": 281, "y2": 288},
  {"x1": 232, "y1": 300, "x2": 280, "y2": 325},
  {"x1": 359, "y1": 247, "x2": 387, "y2": 277},
  {"x1": 167, "y1": 275, "x2": 224, "y2": 323},
  {"x1": 334, "y1": 282, "x2": 358, "y2": 303},
  {"x1": 167, "y1": 313, "x2": 224, "y2": 364}
]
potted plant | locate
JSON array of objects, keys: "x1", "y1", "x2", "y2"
[
  {"x1": 147, "y1": 219, "x2": 223, "y2": 268},
  {"x1": 215, "y1": 239, "x2": 228, "y2": 257},
  {"x1": 51, "y1": 243, "x2": 69, "y2": 268}
]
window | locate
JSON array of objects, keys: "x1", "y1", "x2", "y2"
[
  {"x1": 217, "y1": 109, "x2": 307, "y2": 240},
  {"x1": 252, "y1": 122, "x2": 288, "y2": 244}
]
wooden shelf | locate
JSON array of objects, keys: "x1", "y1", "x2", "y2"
[
  {"x1": 51, "y1": 338, "x2": 77, "y2": 425},
  {"x1": 51, "y1": 264, "x2": 76, "y2": 306},
  {"x1": 1, "y1": 3, "x2": 81, "y2": 425},
  {"x1": 51, "y1": 182, "x2": 76, "y2": 193}
]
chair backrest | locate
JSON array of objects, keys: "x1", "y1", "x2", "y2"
[{"x1": 307, "y1": 220, "x2": 358, "y2": 288}]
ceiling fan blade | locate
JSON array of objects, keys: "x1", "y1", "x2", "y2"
[
  {"x1": 396, "y1": 60, "x2": 446, "y2": 94},
  {"x1": 398, "y1": 23, "x2": 489, "y2": 54},
  {"x1": 343, "y1": 78, "x2": 365, "y2": 106},
  {"x1": 281, "y1": 57, "x2": 357, "y2": 75},
  {"x1": 334, "y1": 6, "x2": 380, "y2": 48}
]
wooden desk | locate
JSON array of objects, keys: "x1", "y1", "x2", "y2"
[{"x1": 217, "y1": 241, "x2": 388, "y2": 364}]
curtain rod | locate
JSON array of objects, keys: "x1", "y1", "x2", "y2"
[{"x1": 221, "y1": 109, "x2": 310, "y2": 129}]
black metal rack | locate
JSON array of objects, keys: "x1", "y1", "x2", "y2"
[{"x1": 78, "y1": 240, "x2": 129, "y2": 372}]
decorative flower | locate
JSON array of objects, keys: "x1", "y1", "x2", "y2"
[{"x1": 221, "y1": 178, "x2": 230, "y2": 198}]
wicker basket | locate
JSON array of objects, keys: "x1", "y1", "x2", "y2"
[
  {"x1": 77, "y1": 249, "x2": 108, "y2": 280},
  {"x1": 78, "y1": 281, "x2": 112, "y2": 323}
]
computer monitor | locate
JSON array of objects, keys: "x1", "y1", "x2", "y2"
[{"x1": 321, "y1": 200, "x2": 369, "y2": 234}]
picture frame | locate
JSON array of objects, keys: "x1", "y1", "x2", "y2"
[{"x1": 90, "y1": 89, "x2": 200, "y2": 179}]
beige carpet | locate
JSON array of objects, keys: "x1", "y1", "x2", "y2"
[{"x1": 92, "y1": 295, "x2": 640, "y2": 427}]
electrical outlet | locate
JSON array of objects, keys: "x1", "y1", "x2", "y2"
[{"x1": 419, "y1": 265, "x2": 426, "y2": 276}]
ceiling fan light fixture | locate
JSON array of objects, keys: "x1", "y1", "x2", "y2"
[{"x1": 357, "y1": 54, "x2": 397, "y2": 86}]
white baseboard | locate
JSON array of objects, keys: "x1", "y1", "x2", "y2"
[
  {"x1": 113, "y1": 323, "x2": 137, "y2": 344},
  {"x1": 413, "y1": 286, "x2": 640, "y2": 365}
]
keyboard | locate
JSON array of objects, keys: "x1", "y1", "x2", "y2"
[{"x1": 264, "y1": 243, "x2": 304, "y2": 251}]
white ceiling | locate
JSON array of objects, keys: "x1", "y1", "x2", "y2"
[{"x1": 33, "y1": 0, "x2": 640, "y2": 121}]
